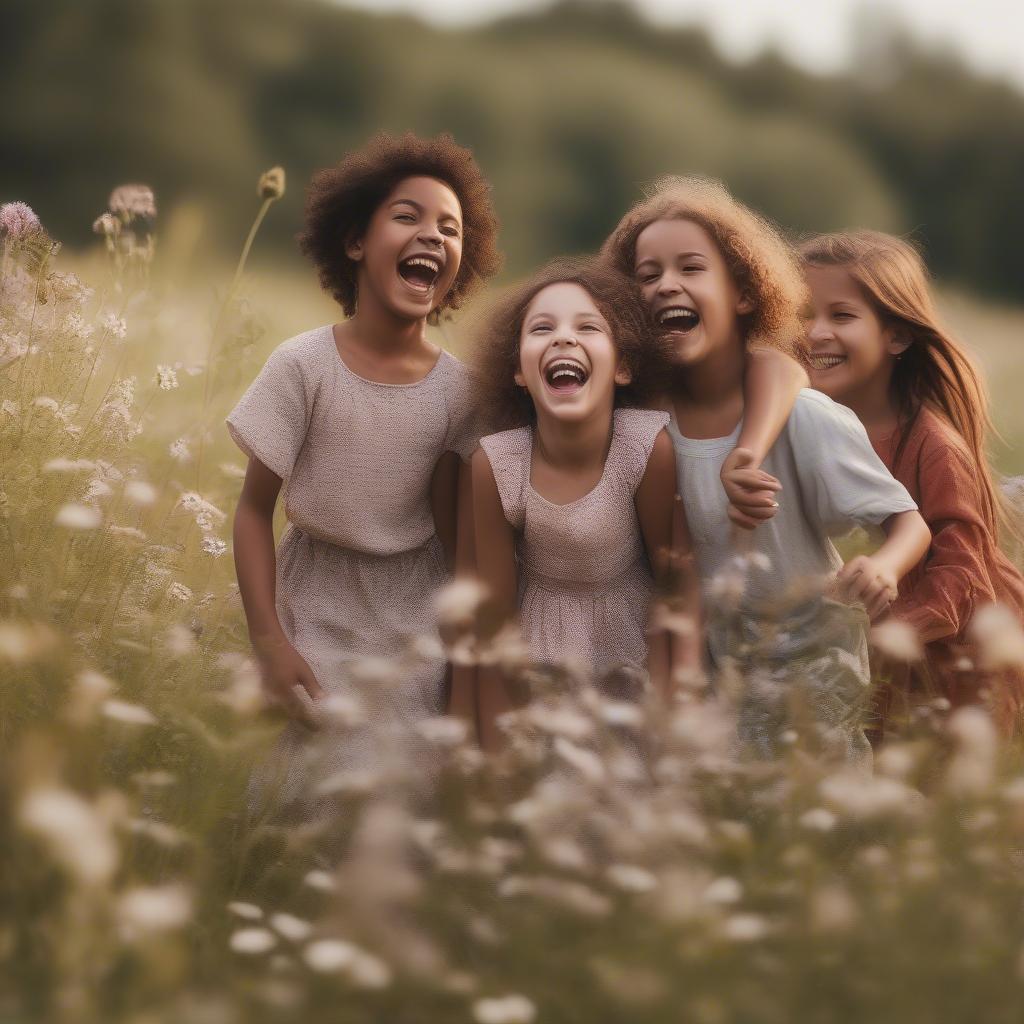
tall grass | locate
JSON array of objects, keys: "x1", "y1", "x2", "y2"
[{"x1": 4, "y1": 186, "x2": 1024, "y2": 1024}]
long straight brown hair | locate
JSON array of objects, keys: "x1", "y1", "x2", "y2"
[{"x1": 800, "y1": 230, "x2": 1020, "y2": 542}]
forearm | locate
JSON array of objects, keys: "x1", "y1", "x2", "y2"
[
  {"x1": 737, "y1": 349, "x2": 808, "y2": 466},
  {"x1": 233, "y1": 502, "x2": 285, "y2": 645},
  {"x1": 477, "y1": 665, "x2": 517, "y2": 753},
  {"x1": 874, "y1": 510, "x2": 931, "y2": 581}
]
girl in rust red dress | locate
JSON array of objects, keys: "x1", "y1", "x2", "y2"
[{"x1": 801, "y1": 230, "x2": 1024, "y2": 739}]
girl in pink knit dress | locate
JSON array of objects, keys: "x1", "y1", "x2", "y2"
[
  {"x1": 470, "y1": 260, "x2": 696, "y2": 751},
  {"x1": 228, "y1": 133, "x2": 501, "y2": 810}
]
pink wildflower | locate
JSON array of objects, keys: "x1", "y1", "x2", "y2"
[{"x1": 0, "y1": 202, "x2": 42, "y2": 240}]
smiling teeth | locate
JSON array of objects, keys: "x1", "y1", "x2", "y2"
[
  {"x1": 405, "y1": 257, "x2": 440, "y2": 273},
  {"x1": 546, "y1": 359, "x2": 587, "y2": 383},
  {"x1": 810, "y1": 354, "x2": 845, "y2": 368},
  {"x1": 659, "y1": 308, "x2": 698, "y2": 325}
]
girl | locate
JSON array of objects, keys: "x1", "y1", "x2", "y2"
[
  {"x1": 471, "y1": 259, "x2": 694, "y2": 751},
  {"x1": 603, "y1": 178, "x2": 932, "y2": 763},
  {"x1": 801, "y1": 230, "x2": 1024, "y2": 738},
  {"x1": 227, "y1": 133, "x2": 501, "y2": 809}
]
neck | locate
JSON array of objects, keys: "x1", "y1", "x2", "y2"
[
  {"x1": 835, "y1": 372, "x2": 900, "y2": 432},
  {"x1": 346, "y1": 290, "x2": 429, "y2": 353},
  {"x1": 533, "y1": 405, "x2": 615, "y2": 469},
  {"x1": 672, "y1": 334, "x2": 746, "y2": 410}
]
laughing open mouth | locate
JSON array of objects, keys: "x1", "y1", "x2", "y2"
[
  {"x1": 544, "y1": 358, "x2": 590, "y2": 393},
  {"x1": 808, "y1": 352, "x2": 846, "y2": 371},
  {"x1": 397, "y1": 255, "x2": 442, "y2": 292},
  {"x1": 658, "y1": 306, "x2": 700, "y2": 333}
]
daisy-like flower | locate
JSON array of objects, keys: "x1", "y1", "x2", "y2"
[
  {"x1": 61, "y1": 313, "x2": 94, "y2": 341},
  {"x1": 156, "y1": 365, "x2": 179, "y2": 391},
  {"x1": 169, "y1": 438, "x2": 191, "y2": 462},
  {"x1": 201, "y1": 537, "x2": 227, "y2": 558},
  {"x1": 168, "y1": 582, "x2": 193, "y2": 603},
  {"x1": 0, "y1": 201, "x2": 42, "y2": 239},
  {"x1": 100, "y1": 312, "x2": 127, "y2": 340}
]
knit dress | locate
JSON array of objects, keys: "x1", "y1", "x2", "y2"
[
  {"x1": 478, "y1": 408, "x2": 670, "y2": 690},
  {"x1": 226, "y1": 325, "x2": 480, "y2": 812}
]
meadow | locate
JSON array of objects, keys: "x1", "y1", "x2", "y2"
[{"x1": 4, "y1": 182, "x2": 1024, "y2": 1024}]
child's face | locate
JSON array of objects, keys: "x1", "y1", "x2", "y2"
[
  {"x1": 347, "y1": 175, "x2": 463, "y2": 321},
  {"x1": 633, "y1": 217, "x2": 748, "y2": 367},
  {"x1": 515, "y1": 282, "x2": 630, "y2": 424},
  {"x1": 802, "y1": 264, "x2": 907, "y2": 400}
]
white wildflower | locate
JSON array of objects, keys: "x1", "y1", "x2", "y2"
[
  {"x1": 946, "y1": 706, "x2": 998, "y2": 797},
  {"x1": 55, "y1": 503, "x2": 102, "y2": 530},
  {"x1": 553, "y1": 736, "x2": 605, "y2": 783},
  {"x1": 810, "y1": 884, "x2": 858, "y2": 933},
  {"x1": 722, "y1": 913, "x2": 769, "y2": 942},
  {"x1": 167, "y1": 582, "x2": 193, "y2": 603},
  {"x1": 84, "y1": 479, "x2": 113, "y2": 502},
  {"x1": 606, "y1": 864, "x2": 658, "y2": 894},
  {"x1": 201, "y1": 537, "x2": 227, "y2": 558},
  {"x1": 348, "y1": 950, "x2": 392, "y2": 989},
  {"x1": 704, "y1": 876, "x2": 742, "y2": 905},
  {"x1": 819, "y1": 770, "x2": 918, "y2": 820},
  {"x1": 304, "y1": 938, "x2": 357, "y2": 972},
  {"x1": 416, "y1": 716, "x2": 469, "y2": 747},
  {"x1": 227, "y1": 901, "x2": 263, "y2": 920},
  {"x1": 124, "y1": 818, "x2": 187, "y2": 848},
  {"x1": 61, "y1": 312, "x2": 95, "y2": 340},
  {"x1": 598, "y1": 700, "x2": 644, "y2": 728},
  {"x1": 109, "y1": 184, "x2": 156, "y2": 219},
  {"x1": 156, "y1": 365, "x2": 179, "y2": 391},
  {"x1": 118, "y1": 884, "x2": 192, "y2": 938},
  {"x1": 303, "y1": 870, "x2": 336, "y2": 893},
  {"x1": 2, "y1": 399, "x2": 18, "y2": 417},
  {"x1": 270, "y1": 913, "x2": 313, "y2": 943},
  {"x1": 19, "y1": 786, "x2": 118, "y2": 885},
  {"x1": 124, "y1": 480, "x2": 158, "y2": 506},
  {"x1": 434, "y1": 578, "x2": 487, "y2": 626},
  {"x1": 472, "y1": 994, "x2": 537, "y2": 1024},
  {"x1": 230, "y1": 928, "x2": 276, "y2": 955},
  {"x1": 42, "y1": 458, "x2": 96, "y2": 473},
  {"x1": 531, "y1": 705, "x2": 592, "y2": 741},
  {"x1": 169, "y1": 438, "x2": 191, "y2": 462},
  {"x1": 219, "y1": 462, "x2": 247, "y2": 479},
  {"x1": 177, "y1": 491, "x2": 226, "y2": 522},
  {"x1": 870, "y1": 619, "x2": 924, "y2": 662},
  {"x1": 970, "y1": 603, "x2": 1024, "y2": 668},
  {"x1": 798, "y1": 807, "x2": 838, "y2": 833},
  {"x1": 102, "y1": 699, "x2": 157, "y2": 726},
  {"x1": 99, "y1": 312, "x2": 127, "y2": 339}
]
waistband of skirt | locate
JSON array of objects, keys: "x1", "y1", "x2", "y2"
[{"x1": 283, "y1": 523, "x2": 445, "y2": 560}]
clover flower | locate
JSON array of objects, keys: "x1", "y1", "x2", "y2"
[
  {"x1": 108, "y1": 184, "x2": 156, "y2": 221},
  {"x1": 0, "y1": 201, "x2": 42, "y2": 239}
]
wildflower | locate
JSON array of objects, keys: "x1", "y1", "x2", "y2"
[
  {"x1": 61, "y1": 312, "x2": 95, "y2": 340},
  {"x1": 0, "y1": 201, "x2": 42, "y2": 239},
  {"x1": 228, "y1": 901, "x2": 263, "y2": 921},
  {"x1": 946, "y1": 706, "x2": 998, "y2": 797},
  {"x1": 124, "y1": 818, "x2": 187, "y2": 848},
  {"x1": 133, "y1": 770, "x2": 176, "y2": 788},
  {"x1": 270, "y1": 913, "x2": 313, "y2": 943},
  {"x1": 201, "y1": 537, "x2": 227, "y2": 558},
  {"x1": 48, "y1": 270, "x2": 92, "y2": 305},
  {"x1": 169, "y1": 438, "x2": 191, "y2": 462},
  {"x1": 219, "y1": 461, "x2": 247, "y2": 479},
  {"x1": 167, "y1": 582, "x2": 193, "y2": 603},
  {"x1": 156, "y1": 364, "x2": 179, "y2": 391},
  {"x1": 606, "y1": 864, "x2": 658, "y2": 894},
  {"x1": 100, "y1": 312, "x2": 127, "y2": 339},
  {"x1": 819, "y1": 770, "x2": 918, "y2": 820},
  {"x1": 55, "y1": 503, "x2": 102, "y2": 530},
  {"x1": 177, "y1": 491, "x2": 226, "y2": 522},
  {"x1": 810, "y1": 885, "x2": 858, "y2": 933},
  {"x1": 704, "y1": 876, "x2": 742, "y2": 905},
  {"x1": 348, "y1": 950, "x2": 392, "y2": 989},
  {"x1": 722, "y1": 914, "x2": 769, "y2": 942},
  {"x1": 92, "y1": 212, "x2": 121, "y2": 238},
  {"x1": 472, "y1": 994, "x2": 537, "y2": 1024},
  {"x1": 303, "y1": 870, "x2": 337, "y2": 893},
  {"x1": 2, "y1": 399, "x2": 18, "y2": 417},
  {"x1": 19, "y1": 786, "x2": 119, "y2": 885},
  {"x1": 109, "y1": 184, "x2": 156, "y2": 220},
  {"x1": 118, "y1": 885, "x2": 192, "y2": 939},
  {"x1": 124, "y1": 480, "x2": 158, "y2": 506},
  {"x1": 102, "y1": 698, "x2": 157, "y2": 726},
  {"x1": 434, "y1": 578, "x2": 487, "y2": 627},
  {"x1": 107, "y1": 525, "x2": 147, "y2": 543},
  {"x1": 870, "y1": 619, "x2": 924, "y2": 662},
  {"x1": 164, "y1": 623, "x2": 196, "y2": 658},
  {"x1": 304, "y1": 938, "x2": 356, "y2": 972},
  {"x1": 798, "y1": 807, "x2": 838, "y2": 833},
  {"x1": 416, "y1": 716, "x2": 469, "y2": 747},
  {"x1": 970, "y1": 603, "x2": 1024, "y2": 668},
  {"x1": 259, "y1": 166, "x2": 286, "y2": 200},
  {"x1": 230, "y1": 928, "x2": 276, "y2": 955},
  {"x1": 66, "y1": 668, "x2": 115, "y2": 724},
  {"x1": 85, "y1": 479, "x2": 113, "y2": 502},
  {"x1": 195, "y1": 511, "x2": 214, "y2": 532},
  {"x1": 0, "y1": 621, "x2": 57, "y2": 663},
  {"x1": 553, "y1": 736, "x2": 605, "y2": 783},
  {"x1": 42, "y1": 458, "x2": 96, "y2": 473}
]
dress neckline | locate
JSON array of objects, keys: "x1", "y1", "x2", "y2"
[
  {"x1": 525, "y1": 411, "x2": 620, "y2": 509},
  {"x1": 325, "y1": 324, "x2": 447, "y2": 388}
]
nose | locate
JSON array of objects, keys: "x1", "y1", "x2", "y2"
[
  {"x1": 656, "y1": 272, "x2": 681, "y2": 297},
  {"x1": 807, "y1": 318, "x2": 833, "y2": 343},
  {"x1": 552, "y1": 327, "x2": 578, "y2": 347},
  {"x1": 417, "y1": 224, "x2": 444, "y2": 248}
]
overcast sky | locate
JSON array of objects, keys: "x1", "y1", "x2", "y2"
[{"x1": 342, "y1": 0, "x2": 1024, "y2": 91}]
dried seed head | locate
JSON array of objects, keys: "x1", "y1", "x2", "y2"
[
  {"x1": 108, "y1": 184, "x2": 156, "y2": 220},
  {"x1": 259, "y1": 166, "x2": 286, "y2": 200}
]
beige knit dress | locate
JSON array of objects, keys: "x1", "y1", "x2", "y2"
[
  {"x1": 227, "y1": 325, "x2": 479, "y2": 812},
  {"x1": 478, "y1": 409, "x2": 670, "y2": 689}
]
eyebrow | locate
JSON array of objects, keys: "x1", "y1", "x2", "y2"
[
  {"x1": 635, "y1": 251, "x2": 707, "y2": 269},
  {"x1": 389, "y1": 198, "x2": 461, "y2": 223}
]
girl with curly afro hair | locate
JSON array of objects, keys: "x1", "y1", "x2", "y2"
[
  {"x1": 227, "y1": 133, "x2": 500, "y2": 812},
  {"x1": 469, "y1": 258, "x2": 702, "y2": 750},
  {"x1": 603, "y1": 177, "x2": 931, "y2": 763}
]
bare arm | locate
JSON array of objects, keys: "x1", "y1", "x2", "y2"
[
  {"x1": 725, "y1": 348, "x2": 809, "y2": 529},
  {"x1": 233, "y1": 456, "x2": 323, "y2": 722},
  {"x1": 835, "y1": 510, "x2": 932, "y2": 621},
  {"x1": 634, "y1": 430, "x2": 678, "y2": 702},
  {"x1": 431, "y1": 450, "x2": 461, "y2": 572},
  {"x1": 471, "y1": 447, "x2": 520, "y2": 753},
  {"x1": 446, "y1": 458, "x2": 480, "y2": 739}
]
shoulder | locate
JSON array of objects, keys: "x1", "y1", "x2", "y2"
[
  {"x1": 262, "y1": 325, "x2": 333, "y2": 383},
  {"x1": 912, "y1": 407, "x2": 974, "y2": 470},
  {"x1": 478, "y1": 426, "x2": 531, "y2": 465},
  {"x1": 613, "y1": 407, "x2": 672, "y2": 450},
  {"x1": 786, "y1": 388, "x2": 868, "y2": 437}
]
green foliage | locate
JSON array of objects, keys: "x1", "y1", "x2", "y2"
[{"x1": 2, "y1": 0, "x2": 1022, "y2": 298}]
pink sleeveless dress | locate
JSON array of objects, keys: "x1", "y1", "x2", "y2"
[
  {"x1": 478, "y1": 408, "x2": 670, "y2": 685},
  {"x1": 226, "y1": 325, "x2": 480, "y2": 812}
]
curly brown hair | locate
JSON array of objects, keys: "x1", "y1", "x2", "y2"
[
  {"x1": 601, "y1": 176, "x2": 806, "y2": 353},
  {"x1": 298, "y1": 132, "x2": 502, "y2": 319},
  {"x1": 472, "y1": 257, "x2": 666, "y2": 432}
]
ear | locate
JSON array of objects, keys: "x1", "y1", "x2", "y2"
[
  {"x1": 736, "y1": 292, "x2": 755, "y2": 316},
  {"x1": 886, "y1": 328, "x2": 912, "y2": 357},
  {"x1": 345, "y1": 235, "x2": 364, "y2": 262},
  {"x1": 614, "y1": 362, "x2": 633, "y2": 386},
  {"x1": 513, "y1": 370, "x2": 527, "y2": 388}
]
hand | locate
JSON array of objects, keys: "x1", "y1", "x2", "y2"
[
  {"x1": 253, "y1": 635, "x2": 325, "y2": 728},
  {"x1": 833, "y1": 555, "x2": 899, "y2": 621},
  {"x1": 721, "y1": 447, "x2": 781, "y2": 531}
]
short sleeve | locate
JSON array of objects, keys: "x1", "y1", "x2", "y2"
[
  {"x1": 226, "y1": 343, "x2": 312, "y2": 480},
  {"x1": 788, "y1": 391, "x2": 917, "y2": 534},
  {"x1": 611, "y1": 409, "x2": 672, "y2": 494},
  {"x1": 443, "y1": 357, "x2": 485, "y2": 461},
  {"x1": 478, "y1": 428, "x2": 530, "y2": 530}
]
